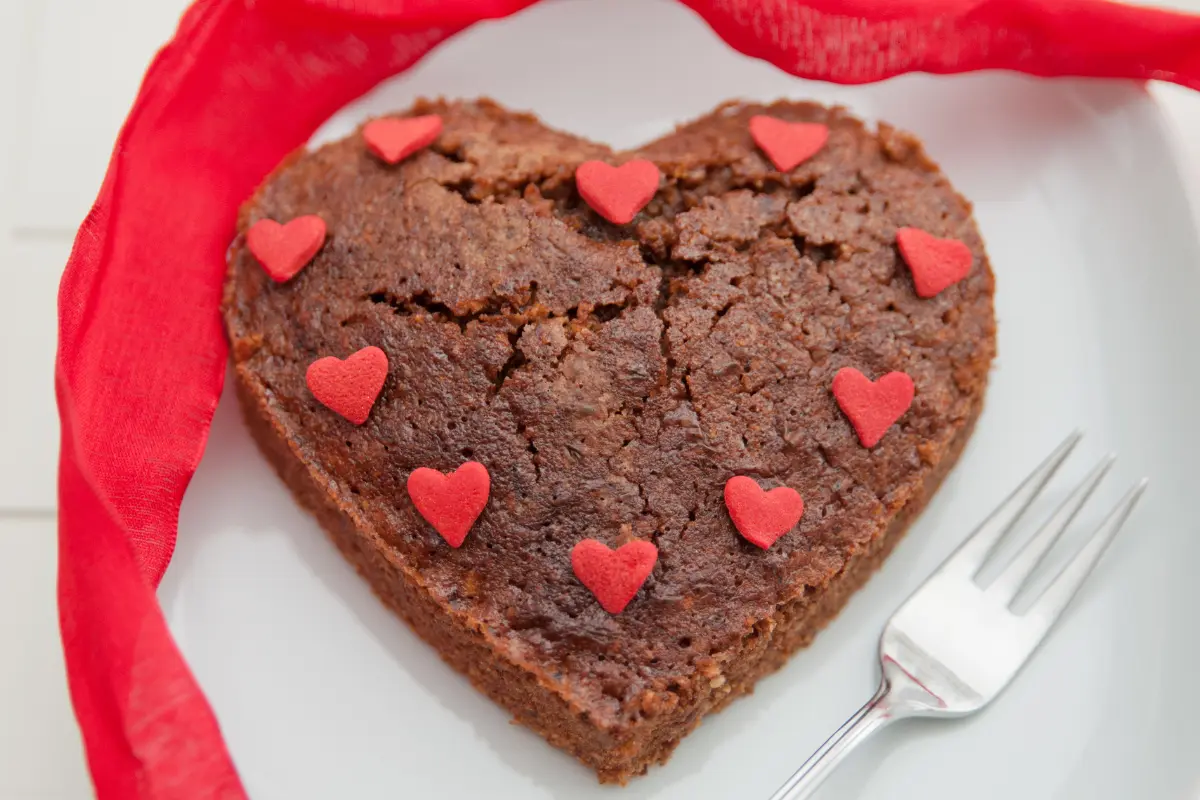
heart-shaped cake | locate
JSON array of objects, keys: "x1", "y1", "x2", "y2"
[{"x1": 223, "y1": 98, "x2": 995, "y2": 782}]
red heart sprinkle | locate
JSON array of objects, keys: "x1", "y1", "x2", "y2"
[
  {"x1": 407, "y1": 461, "x2": 491, "y2": 548},
  {"x1": 724, "y1": 476, "x2": 805, "y2": 549},
  {"x1": 832, "y1": 367, "x2": 915, "y2": 448},
  {"x1": 896, "y1": 227, "x2": 972, "y2": 298},
  {"x1": 246, "y1": 216, "x2": 326, "y2": 282},
  {"x1": 571, "y1": 539, "x2": 658, "y2": 614},
  {"x1": 749, "y1": 116, "x2": 829, "y2": 172},
  {"x1": 363, "y1": 115, "x2": 443, "y2": 165},
  {"x1": 305, "y1": 345, "x2": 388, "y2": 425},
  {"x1": 575, "y1": 160, "x2": 661, "y2": 225}
]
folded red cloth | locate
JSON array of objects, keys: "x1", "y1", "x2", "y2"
[{"x1": 55, "y1": 0, "x2": 1200, "y2": 796}]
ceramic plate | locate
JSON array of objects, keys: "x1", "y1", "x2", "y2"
[{"x1": 159, "y1": 1, "x2": 1200, "y2": 797}]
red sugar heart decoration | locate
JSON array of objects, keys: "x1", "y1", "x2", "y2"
[
  {"x1": 305, "y1": 345, "x2": 388, "y2": 425},
  {"x1": 749, "y1": 115, "x2": 829, "y2": 172},
  {"x1": 571, "y1": 539, "x2": 658, "y2": 614},
  {"x1": 407, "y1": 461, "x2": 491, "y2": 548},
  {"x1": 246, "y1": 215, "x2": 326, "y2": 282},
  {"x1": 575, "y1": 159, "x2": 661, "y2": 225},
  {"x1": 896, "y1": 227, "x2": 972, "y2": 298},
  {"x1": 724, "y1": 476, "x2": 805, "y2": 549},
  {"x1": 832, "y1": 367, "x2": 915, "y2": 448},
  {"x1": 363, "y1": 115, "x2": 443, "y2": 165}
]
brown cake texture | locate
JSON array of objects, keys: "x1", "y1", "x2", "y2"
[{"x1": 222, "y1": 98, "x2": 996, "y2": 783}]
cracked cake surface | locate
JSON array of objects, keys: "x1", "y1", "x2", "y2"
[{"x1": 223, "y1": 97, "x2": 995, "y2": 782}]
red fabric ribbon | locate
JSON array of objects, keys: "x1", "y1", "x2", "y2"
[{"x1": 55, "y1": 0, "x2": 1200, "y2": 796}]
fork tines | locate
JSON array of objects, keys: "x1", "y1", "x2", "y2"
[{"x1": 948, "y1": 430, "x2": 1147, "y2": 624}]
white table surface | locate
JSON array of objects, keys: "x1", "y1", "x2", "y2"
[{"x1": 2, "y1": 1, "x2": 1198, "y2": 796}]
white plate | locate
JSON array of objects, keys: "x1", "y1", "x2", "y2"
[{"x1": 159, "y1": 1, "x2": 1200, "y2": 797}]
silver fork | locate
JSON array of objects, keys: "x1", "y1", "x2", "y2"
[{"x1": 769, "y1": 431, "x2": 1148, "y2": 800}]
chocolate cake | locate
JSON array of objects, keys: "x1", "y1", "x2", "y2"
[{"x1": 222, "y1": 98, "x2": 996, "y2": 782}]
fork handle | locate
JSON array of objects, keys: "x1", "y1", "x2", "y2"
[{"x1": 768, "y1": 680, "x2": 897, "y2": 800}]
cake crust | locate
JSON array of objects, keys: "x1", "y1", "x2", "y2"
[{"x1": 223, "y1": 98, "x2": 996, "y2": 782}]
